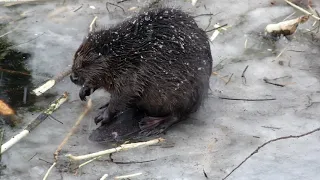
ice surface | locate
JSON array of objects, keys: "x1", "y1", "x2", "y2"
[{"x1": 0, "y1": 0, "x2": 320, "y2": 179}]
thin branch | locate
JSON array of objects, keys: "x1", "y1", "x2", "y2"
[
  {"x1": 206, "y1": 24, "x2": 228, "y2": 32},
  {"x1": 284, "y1": 0, "x2": 320, "y2": 21},
  {"x1": 89, "y1": 16, "x2": 98, "y2": 33},
  {"x1": 225, "y1": 73, "x2": 233, "y2": 85},
  {"x1": 43, "y1": 162, "x2": 57, "y2": 180},
  {"x1": 66, "y1": 138, "x2": 165, "y2": 161},
  {"x1": 241, "y1": 65, "x2": 249, "y2": 85},
  {"x1": 28, "y1": 153, "x2": 38, "y2": 161},
  {"x1": 222, "y1": 126, "x2": 320, "y2": 180},
  {"x1": 263, "y1": 77, "x2": 285, "y2": 87},
  {"x1": 6, "y1": 33, "x2": 45, "y2": 49},
  {"x1": 73, "y1": 5, "x2": 83, "y2": 12},
  {"x1": 114, "y1": 172, "x2": 143, "y2": 179},
  {"x1": 106, "y1": 2, "x2": 125, "y2": 13},
  {"x1": 113, "y1": 159, "x2": 156, "y2": 164},
  {"x1": 1, "y1": 93, "x2": 68, "y2": 154},
  {"x1": 54, "y1": 98, "x2": 93, "y2": 161},
  {"x1": 219, "y1": 97, "x2": 276, "y2": 101}
]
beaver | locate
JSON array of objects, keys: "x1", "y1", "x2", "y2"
[{"x1": 70, "y1": 7, "x2": 213, "y2": 136}]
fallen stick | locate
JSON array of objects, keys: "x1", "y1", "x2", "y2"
[
  {"x1": 222, "y1": 126, "x2": 320, "y2": 180},
  {"x1": 0, "y1": 92, "x2": 68, "y2": 154},
  {"x1": 100, "y1": 174, "x2": 109, "y2": 180},
  {"x1": 54, "y1": 98, "x2": 93, "y2": 161},
  {"x1": 284, "y1": 0, "x2": 320, "y2": 21},
  {"x1": 66, "y1": 138, "x2": 165, "y2": 161},
  {"x1": 115, "y1": 172, "x2": 143, "y2": 179},
  {"x1": 219, "y1": 96, "x2": 276, "y2": 101},
  {"x1": 0, "y1": 128, "x2": 3, "y2": 161},
  {"x1": 43, "y1": 97, "x2": 93, "y2": 180},
  {"x1": 42, "y1": 162, "x2": 56, "y2": 180},
  {"x1": 241, "y1": 65, "x2": 249, "y2": 85},
  {"x1": 89, "y1": 16, "x2": 98, "y2": 32},
  {"x1": 263, "y1": 77, "x2": 285, "y2": 87},
  {"x1": 32, "y1": 69, "x2": 72, "y2": 96}
]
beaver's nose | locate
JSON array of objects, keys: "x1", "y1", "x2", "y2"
[{"x1": 70, "y1": 72, "x2": 79, "y2": 83}]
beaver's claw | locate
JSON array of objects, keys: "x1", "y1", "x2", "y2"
[
  {"x1": 79, "y1": 86, "x2": 98, "y2": 101},
  {"x1": 79, "y1": 86, "x2": 91, "y2": 101},
  {"x1": 94, "y1": 103, "x2": 113, "y2": 125}
]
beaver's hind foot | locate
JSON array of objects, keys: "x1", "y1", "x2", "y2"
[{"x1": 139, "y1": 116, "x2": 180, "y2": 136}]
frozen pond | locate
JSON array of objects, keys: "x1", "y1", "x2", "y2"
[{"x1": 0, "y1": 0, "x2": 320, "y2": 179}]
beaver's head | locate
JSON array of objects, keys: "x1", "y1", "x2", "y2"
[
  {"x1": 70, "y1": 34, "x2": 112, "y2": 100},
  {"x1": 70, "y1": 36, "x2": 108, "y2": 88}
]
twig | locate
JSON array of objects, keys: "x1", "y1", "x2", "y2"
[
  {"x1": 203, "y1": 169, "x2": 208, "y2": 179},
  {"x1": 193, "y1": 13, "x2": 214, "y2": 18},
  {"x1": 0, "y1": 93, "x2": 68, "y2": 154},
  {"x1": 73, "y1": 5, "x2": 83, "y2": 12},
  {"x1": 117, "y1": 0, "x2": 130, "y2": 3},
  {"x1": 89, "y1": 16, "x2": 98, "y2": 32},
  {"x1": 225, "y1": 73, "x2": 233, "y2": 85},
  {"x1": 48, "y1": 115, "x2": 63, "y2": 124},
  {"x1": 0, "y1": 29, "x2": 15, "y2": 38},
  {"x1": 28, "y1": 152, "x2": 38, "y2": 161},
  {"x1": 113, "y1": 159, "x2": 156, "y2": 164},
  {"x1": 39, "y1": 158, "x2": 53, "y2": 164},
  {"x1": 115, "y1": 172, "x2": 143, "y2": 179},
  {"x1": 241, "y1": 65, "x2": 249, "y2": 85},
  {"x1": 261, "y1": 126, "x2": 281, "y2": 130},
  {"x1": 0, "y1": 67, "x2": 31, "y2": 76},
  {"x1": 272, "y1": 46, "x2": 288, "y2": 62},
  {"x1": 284, "y1": 0, "x2": 320, "y2": 21},
  {"x1": 222, "y1": 126, "x2": 320, "y2": 180},
  {"x1": 100, "y1": 174, "x2": 109, "y2": 180},
  {"x1": 44, "y1": 97, "x2": 93, "y2": 179},
  {"x1": 263, "y1": 77, "x2": 285, "y2": 87},
  {"x1": 219, "y1": 96, "x2": 276, "y2": 101},
  {"x1": 194, "y1": 12, "x2": 222, "y2": 18},
  {"x1": 206, "y1": 24, "x2": 228, "y2": 32},
  {"x1": 54, "y1": 98, "x2": 93, "y2": 161},
  {"x1": 32, "y1": 69, "x2": 72, "y2": 96},
  {"x1": 78, "y1": 156, "x2": 100, "y2": 168},
  {"x1": 6, "y1": 33, "x2": 45, "y2": 49},
  {"x1": 66, "y1": 138, "x2": 165, "y2": 161},
  {"x1": 43, "y1": 162, "x2": 56, "y2": 180},
  {"x1": 0, "y1": 128, "x2": 3, "y2": 161},
  {"x1": 106, "y1": 2, "x2": 125, "y2": 13}
]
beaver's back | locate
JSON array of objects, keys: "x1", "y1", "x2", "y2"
[{"x1": 78, "y1": 7, "x2": 213, "y2": 118}]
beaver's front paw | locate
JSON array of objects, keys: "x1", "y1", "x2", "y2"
[
  {"x1": 94, "y1": 104, "x2": 113, "y2": 125},
  {"x1": 79, "y1": 86, "x2": 91, "y2": 101}
]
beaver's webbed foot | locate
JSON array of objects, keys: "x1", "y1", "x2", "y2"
[{"x1": 138, "y1": 116, "x2": 180, "y2": 136}]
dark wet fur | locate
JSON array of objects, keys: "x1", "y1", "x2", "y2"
[{"x1": 70, "y1": 7, "x2": 213, "y2": 141}]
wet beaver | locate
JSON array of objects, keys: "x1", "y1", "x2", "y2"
[{"x1": 70, "y1": 7, "x2": 213, "y2": 136}]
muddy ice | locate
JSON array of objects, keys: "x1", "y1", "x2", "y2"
[{"x1": 0, "y1": 0, "x2": 320, "y2": 179}]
